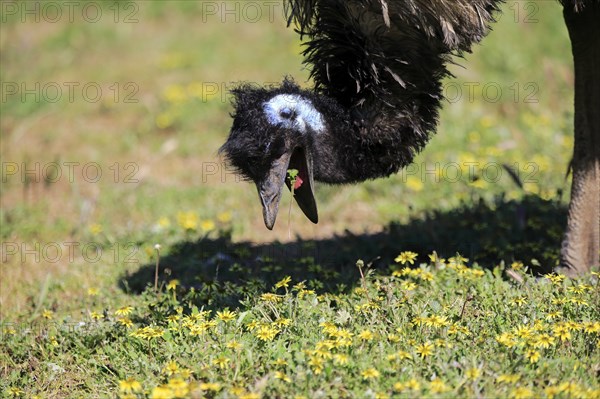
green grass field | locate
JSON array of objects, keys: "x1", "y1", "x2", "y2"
[{"x1": 1, "y1": 1, "x2": 599, "y2": 398}]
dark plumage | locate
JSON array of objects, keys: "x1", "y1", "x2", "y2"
[
  {"x1": 221, "y1": 0, "x2": 600, "y2": 274},
  {"x1": 222, "y1": 0, "x2": 501, "y2": 227}
]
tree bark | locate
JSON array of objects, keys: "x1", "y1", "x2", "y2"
[{"x1": 559, "y1": 2, "x2": 600, "y2": 275}]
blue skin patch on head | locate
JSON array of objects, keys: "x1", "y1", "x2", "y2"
[{"x1": 263, "y1": 94, "x2": 325, "y2": 134}]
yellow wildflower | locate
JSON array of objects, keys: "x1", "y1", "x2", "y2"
[
  {"x1": 297, "y1": 288, "x2": 316, "y2": 298},
  {"x1": 115, "y1": 306, "x2": 134, "y2": 316},
  {"x1": 272, "y1": 358, "x2": 287, "y2": 367},
  {"x1": 157, "y1": 216, "x2": 170, "y2": 228},
  {"x1": 177, "y1": 211, "x2": 198, "y2": 231},
  {"x1": 448, "y1": 254, "x2": 469, "y2": 266},
  {"x1": 551, "y1": 297, "x2": 568, "y2": 305},
  {"x1": 42, "y1": 309, "x2": 54, "y2": 320},
  {"x1": 8, "y1": 387, "x2": 24, "y2": 397},
  {"x1": 200, "y1": 219, "x2": 215, "y2": 232},
  {"x1": 466, "y1": 367, "x2": 481, "y2": 380},
  {"x1": 544, "y1": 385, "x2": 562, "y2": 399},
  {"x1": 496, "y1": 374, "x2": 521, "y2": 384},
  {"x1": 567, "y1": 283, "x2": 592, "y2": 294},
  {"x1": 226, "y1": 340, "x2": 243, "y2": 350},
  {"x1": 333, "y1": 354, "x2": 349, "y2": 366},
  {"x1": 545, "y1": 273, "x2": 565, "y2": 285},
  {"x1": 255, "y1": 325, "x2": 280, "y2": 342},
  {"x1": 448, "y1": 324, "x2": 471, "y2": 336},
  {"x1": 582, "y1": 321, "x2": 600, "y2": 333},
  {"x1": 150, "y1": 385, "x2": 174, "y2": 399},
  {"x1": 199, "y1": 382, "x2": 221, "y2": 391},
  {"x1": 275, "y1": 318, "x2": 292, "y2": 327},
  {"x1": 163, "y1": 360, "x2": 180, "y2": 376},
  {"x1": 118, "y1": 318, "x2": 133, "y2": 328},
  {"x1": 395, "y1": 251, "x2": 418, "y2": 265},
  {"x1": 525, "y1": 349, "x2": 541, "y2": 364},
  {"x1": 570, "y1": 297, "x2": 589, "y2": 306},
  {"x1": 557, "y1": 382, "x2": 584, "y2": 397},
  {"x1": 246, "y1": 321, "x2": 259, "y2": 331},
  {"x1": 387, "y1": 333, "x2": 401, "y2": 343},
  {"x1": 361, "y1": 367, "x2": 380, "y2": 380},
  {"x1": 88, "y1": 223, "x2": 103, "y2": 235},
  {"x1": 532, "y1": 334, "x2": 556, "y2": 349},
  {"x1": 308, "y1": 356, "x2": 324, "y2": 374},
  {"x1": 405, "y1": 176, "x2": 424, "y2": 191},
  {"x1": 510, "y1": 261, "x2": 524, "y2": 271},
  {"x1": 553, "y1": 325, "x2": 572, "y2": 341},
  {"x1": 163, "y1": 83, "x2": 188, "y2": 102},
  {"x1": 415, "y1": 342, "x2": 434, "y2": 358},
  {"x1": 424, "y1": 315, "x2": 450, "y2": 328},
  {"x1": 546, "y1": 311, "x2": 562, "y2": 321},
  {"x1": 510, "y1": 296, "x2": 527, "y2": 307},
  {"x1": 274, "y1": 371, "x2": 291, "y2": 382},
  {"x1": 216, "y1": 309, "x2": 236, "y2": 322},
  {"x1": 217, "y1": 211, "x2": 232, "y2": 223},
  {"x1": 260, "y1": 293, "x2": 283, "y2": 303},
  {"x1": 178, "y1": 368, "x2": 192, "y2": 379},
  {"x1": 155, "y1": 112, "x2": 174, "y2": 129},
  {"x1": 358, "y1": 329, "x2": 374, "y2": 341},
  {"x1": 514, "y1": 326, "x2": 533, "y2": 339},
  {"x1": 167, "y1": 378, "x2": 189, "y2": 397},
  {"x1": 428, "y1": 252, "x2": 446, "y2": 265},
  {"x1": 212, "y1": 356, "x2": 230, "y2": 369},
  {"x1": 429, "y1": 378, "x2": 450, "y2": 394},
  {"x1": 90, "y1": 311, "x2": 104, "y2": 320},
  {"x1": 405, "y1": 379, "x2": 421, "y2": 390},
  {"x1": 3, "y1": 327, "x2": 16, "y2": 335},
  {"x1": 275, "y1": 276, "x2": 292, "y2": 289},
  {"x1": 393, "y1": 382, "x2": 406, "y2": 392},
  {"x1": 510, "y1": 387, "x2": 534, "y2": 399}
]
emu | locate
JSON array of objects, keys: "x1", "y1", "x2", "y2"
[{"x1": 221, "y1": 0, "x2": 599, "y2": 275}]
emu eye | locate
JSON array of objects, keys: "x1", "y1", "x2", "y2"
[{"x1": 279, "y1": 108, "x2": 294, "y2": 119}]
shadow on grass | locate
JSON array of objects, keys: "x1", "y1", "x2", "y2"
[{"x1": 121, "y1": 195, "x2": 566, "y2": 308}]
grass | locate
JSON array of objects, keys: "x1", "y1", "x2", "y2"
[
  {"x1": 3, "y1": 254, "x2": 600, "y2": 399},
  {"x1": 1, "y1": 0, "x2": 598, "y2": 398}
]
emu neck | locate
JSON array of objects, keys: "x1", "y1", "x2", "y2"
[{"x1": 311, "y1": 94, "x2": 437, "y2": 184}]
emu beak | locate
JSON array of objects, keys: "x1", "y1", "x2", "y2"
[{"x1": 257, "y1": 147, "x2": 318, "y2": 230}]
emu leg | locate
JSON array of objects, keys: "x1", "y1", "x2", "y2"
[{"x1": 559, "y1": 3, "x2": 600, "y2": 275}]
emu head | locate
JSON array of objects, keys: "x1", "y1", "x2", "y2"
[{"x1": 220, "y1": 80, "x2": 322, "y2": 229}]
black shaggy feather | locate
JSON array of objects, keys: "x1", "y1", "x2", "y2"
[
  {"x1": 222, "y1": 0, "x2": 502, "y2": 186},
  {"x1": 220, "y1": 0, "x2": 598, "y2": 235}
]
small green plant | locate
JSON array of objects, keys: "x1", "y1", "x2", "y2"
[
  {"x1": 287, "y1": 168, "x2": 300, "y2": 194},
  {"x1": 287, "y1": 168, "x2": 300, "y2": 238}
]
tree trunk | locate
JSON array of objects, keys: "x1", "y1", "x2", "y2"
[{"x1": 559, "y1": 2, "x2": 600, "y2": 275}]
